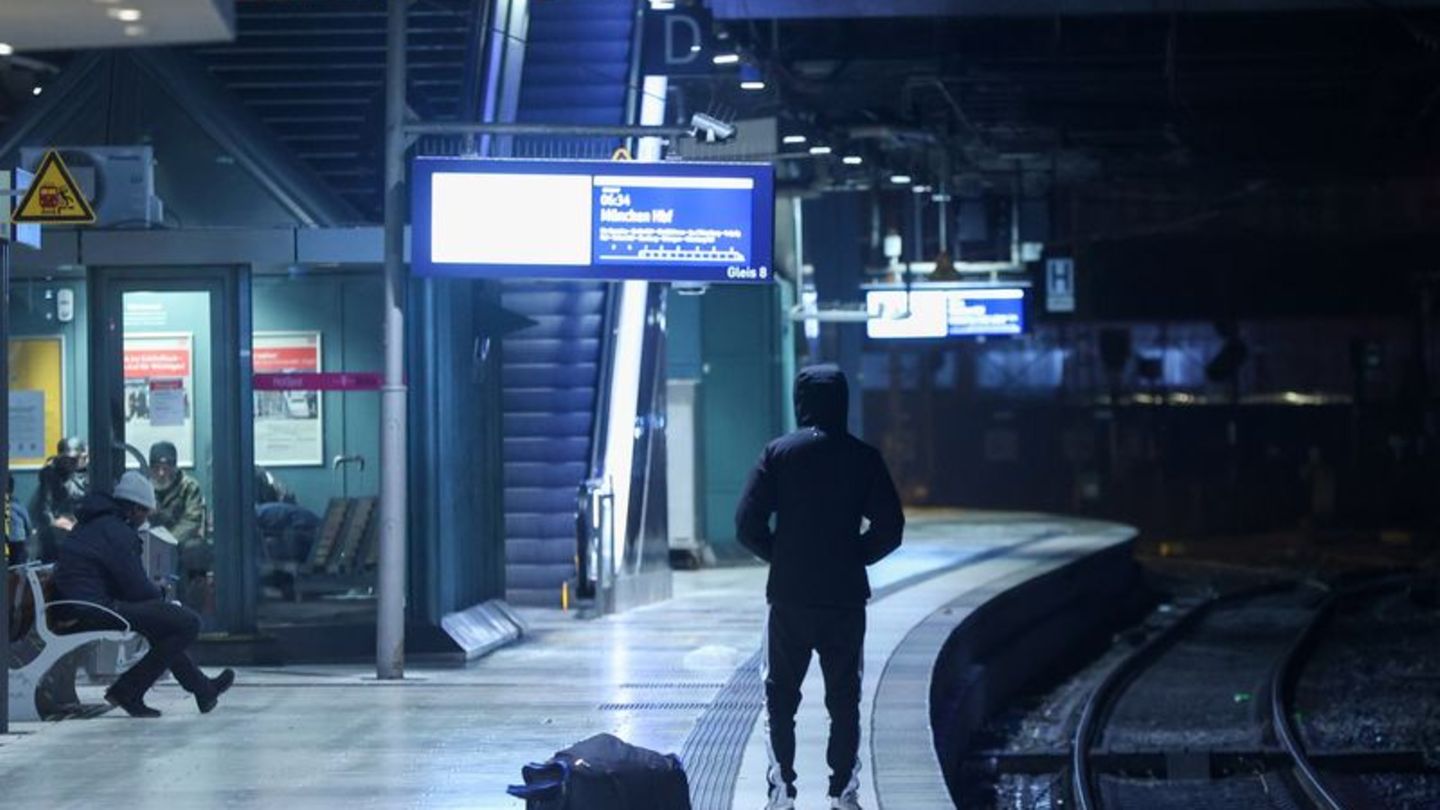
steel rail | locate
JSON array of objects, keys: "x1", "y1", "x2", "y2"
[
  {"x1": 1070, "y1": 582, "x2": 1298, "y2": 810},
  {"x1": 1270, "y1": 574, "x2": 1421, "y2": 810}
]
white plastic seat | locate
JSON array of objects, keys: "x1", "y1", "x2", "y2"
[{"x1": 7, "y1": 564, "x2": 136, "y2": 721}]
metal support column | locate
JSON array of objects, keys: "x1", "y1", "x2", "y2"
[
  {"x1": 378, "y1": 0, "x2": 409, "y2": 679},
  {"x1": 1, "y1": 240, "x2": 10, "y2": 732}
]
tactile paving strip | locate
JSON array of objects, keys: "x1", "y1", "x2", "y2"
[{"x1": 679, "y1": 651, "x2": 766, "y2": 810}]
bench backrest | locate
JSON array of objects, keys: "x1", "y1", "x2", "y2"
[{"x1": 7, "y1": 566, "x2": 45, "y2": 643}]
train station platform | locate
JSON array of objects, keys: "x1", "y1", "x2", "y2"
[{"x1": 0, "y1": 511, "x2": 1135, "y2": 809}]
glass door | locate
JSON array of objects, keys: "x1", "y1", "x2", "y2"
[
  {"x1": 251, "y1": 270, "x2": 381, "y2": 630},
  {"x1": 89, "y1": 267, "x2": 253, "y2": 633}
]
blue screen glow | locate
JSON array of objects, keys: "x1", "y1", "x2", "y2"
[
  {"x1": 865, "y1": 287, "x2": 1027, "y2": 339},
  {"x1": 412, "y1": 158, "x2": 774, "y2": 283}
]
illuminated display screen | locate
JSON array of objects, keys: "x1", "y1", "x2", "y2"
[
  {"x1": 865, "y1": 287, "x2": 1027, "y2": 339},
  {"x1": 412, "y1": 158, "x2": 774, "y2": 283}
]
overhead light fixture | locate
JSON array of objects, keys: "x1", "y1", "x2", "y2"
[
  {"x1": 782, "y1": 135, "x2": 807, "y2": 145},
  {"x1": 913, "y1": 185, "x2": 932, "y2": 194},
  {"x1": 689, "y1": 44, "x2": 702, "y2": 53},
  {"x1": 33, "y1": 86, "x2": 43, "y2": 96},
  {"x1": 108, "y1": 7, "x2": 143, "y2": 21},
  {"x1": 842, "y1": 155, "x2": 863, "y2": 165},
  {"x1": 0, "y1": 43, "x2": 13, "y2": 57},
  {"x1": 712, "y1": 53, "x2": 740, "y2": 65},
  {"x1": 739, "y1": 64, "x2": 765, "y2": 90},
  {"x1": 808, "y1": 146, "x2": 832, "y2": 156},
  {"x1": 740, "y1": 81, "x2": 766, "y2": 91},
  {"x1": 889, "y1": 174, "x2": 912, "y2": 184},
  {"x1": 124, "y1": 24, "x2": 147, "y2": 37}
]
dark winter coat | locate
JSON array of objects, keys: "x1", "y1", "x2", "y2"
[
  {"x1": 735, "y1": 365, "x2": 905, "y2": 607},
  {"x1": 53, "y1": 493, "x2": 163, "y2": 608}
]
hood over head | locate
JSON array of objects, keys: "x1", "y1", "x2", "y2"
[{"x1": 794, "y1": 364, "x2": 849, "y2": 432}]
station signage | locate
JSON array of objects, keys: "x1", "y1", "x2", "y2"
[
  {"x1": 865, "y1": 287, "x2": 1027, "y2": 339},
  {"x1": 411, "y1": 157, "x2": 774, "y2": 284}
]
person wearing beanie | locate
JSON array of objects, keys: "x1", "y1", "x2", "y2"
[
  {"x1": 52, "y1": 471, "x2": 234, "y2": 718},
  {"x1": 147, "y1": 441, "x2": 210, "y2": 578}
]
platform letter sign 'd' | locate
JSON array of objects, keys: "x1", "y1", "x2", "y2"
[
  {"x1": 1046, "y1": 257, "x2": 1076, "y2": 314},
  {"x1": 12, "y1": 151, "x2": 95, "y2": 224}
]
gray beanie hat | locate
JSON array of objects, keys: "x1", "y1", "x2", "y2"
[{"x1": 113, "y1": 471, "x2": 157, "y2": 511}]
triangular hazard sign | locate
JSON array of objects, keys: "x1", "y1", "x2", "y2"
[{"x1": 13, "y1": 150, "x2": 96, "y2": 224}]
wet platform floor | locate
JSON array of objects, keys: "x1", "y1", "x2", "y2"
[{"x1": 0, "y1": 511, "x2": 1133, "y2": 809}]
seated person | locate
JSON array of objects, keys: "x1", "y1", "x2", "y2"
[
  {"x1": 254, "y1": 466, "x2": 296, "y2": 506},
  {"x1": 28, "y1": 436, "x2": 88, "y2": 561},
  {"x1": 256, "y1": 500, "x2": 321, "y2": 564},
  {"x1": 7, "y1": 474, "x2": 33, "y2": 564},
  {"x1": 148, "y1": 441, "x2": 210, "y2": 575},
  {"x1": 52, "y1": 472, "x2": 234, "y2": 718}
]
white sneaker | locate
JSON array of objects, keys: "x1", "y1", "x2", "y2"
[{"x1": 829, "y1": 794, "x2": 863, "y2": 810}]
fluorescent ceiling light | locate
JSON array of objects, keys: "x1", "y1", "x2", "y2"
[
  {"x1": 782, "y1": 135, "x2": 807, "y2": 145},
  {"x1": 842, "y1": 155, "x2": 863, "y2": 165},
  {"x1": 808, "y1": 146, "x2": 832, "y2": 155},
  {"x1": 740, "y1": 81, "x2": 766, "y2": 91},
  {"x1": 712, "y1": 53, "x2": 740, "y2": 65},
  {"x1": 0, "y1": 43, "x2": 13, "y2": 56},
  {"x1": 108, "y1": 7, "x2": 142, "y2": 21},
  {"x1": 33, "y1": 86, "x2": 43, "y2": 96},
  {"x1": 913, "y1": 185, "x2": 932, "y2": 193},
  {"x1": 124, "y1": 24, "x2": 147, "y2": 37},
  {"x1": 889, "y1": 175, "x2": 912, "y2": 184}
]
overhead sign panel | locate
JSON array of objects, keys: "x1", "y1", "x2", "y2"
[
  {"x1": 12, "y1": 151, "x2": 96, "y2": 224},
  {"x1": 865, "y1": 287, "x2": 1027, "y2": 339},
  {"x1": 412, "y1": 157, "x2": 774, "y2": 283}
]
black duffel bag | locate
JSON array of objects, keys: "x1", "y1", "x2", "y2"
[{"x1": 506, "y1": 733, "x2": 691, "y2": 810}]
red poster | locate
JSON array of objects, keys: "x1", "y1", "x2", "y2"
[
  {"x1": 124, "y1": 348, "x2": 192, "y2": 379},
  {"x1": 253, "y1": 346, "x2": 320, "y2": 374}
]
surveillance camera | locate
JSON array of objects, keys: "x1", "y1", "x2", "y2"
[{"x1": 690, "y1": 113, "x2": 737, "y2": 144}]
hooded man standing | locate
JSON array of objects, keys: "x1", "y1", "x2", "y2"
[
  {"x1": 53, "y1": 471, "x2": 234, "y2": 718},
  {"x1": 735, "y1": 365, "x2": 905, "y2": 810}
]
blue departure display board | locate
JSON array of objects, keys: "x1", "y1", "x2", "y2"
[
  {"x1": 865, "y1": 287, "x2": 1027, "y2": 339},
  {"x1": 412, "y1": 157, "x2": 774, "y2": 283}
]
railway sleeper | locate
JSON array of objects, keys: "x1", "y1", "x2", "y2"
[{"x1": 967, "y1": 748, "x2": 1437, "y2": 777}]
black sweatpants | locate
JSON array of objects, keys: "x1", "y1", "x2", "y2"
[
  {"x1": 108, "y1": 600, "x2": 211, "y2": 702},
  {"x1": 763, "y1": 602, "x2": 865, "y2": 798}
]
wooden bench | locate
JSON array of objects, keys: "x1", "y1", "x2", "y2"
[{"x1": 7, "y1": 564, "x2": 136, "y2": 721}]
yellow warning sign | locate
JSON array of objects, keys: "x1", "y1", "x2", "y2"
[
  {"x1": 12, "y1": 150, "x2": 96, "y2": 224},
  {"x1": 611, "y1": 146, "x2": 633, "y2": 161}
]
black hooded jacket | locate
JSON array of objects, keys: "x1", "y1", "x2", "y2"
[
  {"x1": 735, "y1": 365, "x2": 905, "y2": 607},
  {"x1": 53, "y1": 493, "x2": 163, "y2": 608}
]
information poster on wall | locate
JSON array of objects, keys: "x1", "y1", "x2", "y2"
[
  {"x1": 253, "y1": 331, "x2": 323, "y2": 466},
  {"x1": 124, "y1": 333, "x2": 195, "y2": 467},
  {"x1": 8, "y1": 336, "x2": 65, "y2": 468}
]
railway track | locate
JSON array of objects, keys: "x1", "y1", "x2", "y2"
[{"x1": 1069, "y1": 576, "x2": 1430, "y2": 810}]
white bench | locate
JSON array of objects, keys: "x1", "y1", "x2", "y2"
[{"x1": 7, "y1": 564, "x2": 137, "y2": 721}]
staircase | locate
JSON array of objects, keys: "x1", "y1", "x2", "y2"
[
  {"x1": 500, "y1": 0, "x2": 637, "y2": 606},
  {"x1": 190, "y1": 0, "x2": 475, "y2": 221}
]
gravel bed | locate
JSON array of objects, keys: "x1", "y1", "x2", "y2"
[
  {"x1": 1101, "y1": 590, "x2": 1318, "y2": 751},
  {"x1": 1295, "y1": 587, "x2": 1440, "y2": 757}
]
